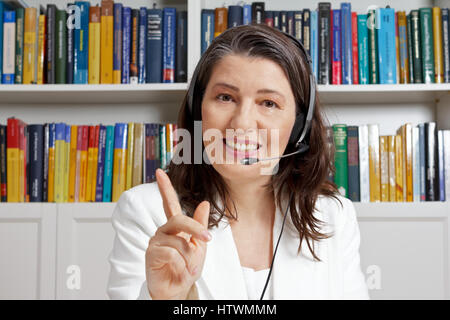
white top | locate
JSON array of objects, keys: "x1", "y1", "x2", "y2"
[{"x1": 241, "y1": 267, "x2": 272, "y2": 300}]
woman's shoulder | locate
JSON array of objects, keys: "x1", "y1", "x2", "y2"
[{"x1": 314, "y1": 193, "x2": 358, "y2": 233}]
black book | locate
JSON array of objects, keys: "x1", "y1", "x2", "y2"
[
  {"x1": 28, "y1": 125, "x2": 44, "y2": 202},
  {"x1": 0, "y1": 125, "x2": 6, "y2": 202},
  {"x1": 318, "y1": 2, "x2": 331, "y2": 84},
  {"x1": 46, "y1": 4, "x2": 56, "y2": 84},
  {"x1": 273, "y1": 11, "x2": 280, "y2": 30},
  {"x1": 280, "y1": 11, "x2": 287, "y2": 33},
  {"x1": 251, "y1": 2, "x2": 265, "y2": 24},
  {"x1": 293, "y1": 11, "x2": 302, "y2": 42},
  {"x1": 425, "y1": 122, "x2": 439, "y2": 201},
  {"x1": 176, "y1": 11, "x2": 187, "y2": 83}
]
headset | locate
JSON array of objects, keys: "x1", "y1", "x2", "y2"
[{"x1": 186, "y1": 25, "x2": 317, "y2": 300}]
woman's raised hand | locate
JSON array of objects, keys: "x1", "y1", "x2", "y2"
[{"x1": 145, "y1": 168, "x2": 211, "y2": 299}]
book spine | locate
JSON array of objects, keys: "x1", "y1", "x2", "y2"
[
  {"x1": 55, "y1": 9, "x2": 67, "y2": 84},
  {"x1": 151, "y1": 124, "x2": 157, "y2": 181},
  {"x1": 112, "y1": 123, "x2": 128, "y2": 202},
  {"x1": 292, "y1": 11, "x2": 301, "y2": 40},
  {"x1": 404, "y1": 124, "x2": 413, "y2": 202},
  {"x1": 333, "y1": 124, "x2": 348, "y2": 197},
  {"x1": 66, "y1": 4, "x2": 74, "y2": 84},
  {"x1": 79, "y1": 125, "x2": 88, "y2": 202},
  {"x1": 406, "y1": 14, "x2": 415, "y2": 83},
  {"x1": 54, "y1": 123, "x2": 66, "y2": 203},
  {"x1": 251, "y1": 2, "x2": 265, "y2": 24},
  {"x1": 420, "y1": 8, "x2": 435, "y2": 83},
  {"x1": 377, "y1": 8, "x2": 397, "y2": 84},
  {"x1": 0, "y1": 126, "x2": 7, "y2": 201},
  {"x1": 318, "y1": 2, "x2": 331, "y2": 84},
  {"x1": 412, "y1": 127, "x2": 420, "y2": 202},
  {"x1": 138, "y1": 7, "x2": 146, "y2": 84},
  {"x1": 351, "y1": 12, "x2": 359, "y2": 84},
  {"x1": 68, "y1": 125, "x2": 77, "y2": 202},
  {"x1": 2, "y1": 10, "x2": 15, "y2": 84},
  {"x1": 14, "y1": 8, "x2": 24, "y2": 84},
  {"x1": 86, "y1": 125, "x2": 94, "y2": 201},
  {"x1": 46, "y1": 5, "x2": 56, "y2": 84},
  {"x1": 443, "y1": 9, "x2": 450, "y2": 83},
  {"x1": 214, "y1": 7, "x2": 227, "y2": 38},
  {"x1": 95, "y1": 125, "x2": 106, "y2": 202},
  {"x1": 368, "y1": 9, "x2": 378, "y2": 84},
  {"x1": 443, "y1": 131, "x2": 450, "y2": 201},
  {"x1": 303, "y1": 9, "x2": 311, "y2": 56},
  {"x1": 273, "y1": 11, "x2": 280, "y2": 30},
  {"x1": 411, "y1": 10, "x2": 423, "y2": 83},
  {"x1": 47, "y1": 123, "x2": 55, "y2": 202},
  {"x1": 228, "y1": 5, "x2": 243, "y2": 27},
  {"x1": 425, "y1": 122, "x2": 438, "y2": 201},
  {"x1": 395, "y1": 135, "x2": 403, "y2": 201},
  {"x1": 159, "y1": 124, "x2": 166, "y2": 169},
  {"x1": 331, "y1": 9, "x2": 341, "y2": 85},
  {"x1": 63, "y1": 125, "x2": 71, "y2": 202},
  {"x1": 432, "y1": 7, "x2": 444, "y2": 83},
  {"x1": 368, "y1": 124, "x2": 381, "y2": 202},
  {"x1": 310, "y1": 11, "x2": 318, "y2": 79},
  {"x1": 100, "y1": 0, "x2": 113, "y2": 84},
  {"x1": 121, "y1": 7, "x2": 131, "y2": 84},
  {"x1": 437, "y1": 130, "x2": 445, "y2": 201},
  {"x1": 162, "y1": 8, "x2": 176, "y2": 83},
  {"x1": 398, "y1": 12, "x2": 410, "y2": 83},
  {"x1": 132, "y1": 123, "x2": 143, "y2": 187},
  {"x1": 37, "y1": 14, "x2": 45, "y2": 84},
  {"x1": 340, "y1": 3, "x2": 352, "y2": 84},
  {"x1": 201, "y1": 9, "x2": 214, "y2": 56},
  {"x1": 358, "y1": 125, "x2": 370, "y2": 202},
  {"x1": 129, "y1": 9, "x2": 139, "y2": 84},
  {"x1": 102, "y1": 125, "x2": 114, "y2": 202},
  {"x1": 347, "y1": 126, "x2": 360, "y2": 201},
  {"x1": 125, "y1": 122, "x2": 134, "y2": 190},
  {"x1": 146, "y1": 8, "x2": 162, "y2": 83},
  {"x1": 395, "y1": 13, "x2": 400, "y2": 84},
  {"x1": 418, "y1": 123, "x2": 426, "y2": 201},
  {"x1": 90, "y1": 125, "x2": 99, "y2": 201},
  {"x1": 113, "y1": 3, "x2": 122, "y2": 84},
  {"x1": 379, "y1": 136, "x2": 389, "y2": 202},
  {"x1": 144, "y1": 124, "x2": 151, "y2": 182},
  {"x1": 28, "y1": 125, "x2": 43, "y2": 202},
  {"x1": 243, "y1": 5, "x2": 251, "y2": 25},
  {"x1": 357, "y1": 14, "x2": 369, "y2": 84},
  {"x1": 388, "y1": 135, "x2": 396, "y2": 202},
  {"x1": 88, "y1": 6, "x2": 100, "y2": 84},
  {"x1": 74, "y1": 1, "x2": 90, "y2": 84},
  {"x1": 74, "y1": 126, "x2": 82, "y2": 202},
  {"x1": 23, "y1": 7, "x2": 37, "y2": 84},
  {"x1": 264, "y1": 11, "x2": 273, "y2": 28},
  {"x1": 0, "y1": 4, "x2": 4, "y2": 83},
  {"x1": 176, "y1": 11, "x2": 187, "y2": 83}
]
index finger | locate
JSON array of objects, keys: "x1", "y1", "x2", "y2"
[{"x1": 156, "y1": 168, "x2": 183, "y2": 219}]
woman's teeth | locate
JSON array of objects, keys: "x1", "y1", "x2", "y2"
[{"x1": 225, "y1": 139, "x2": 259, "y2": 151}]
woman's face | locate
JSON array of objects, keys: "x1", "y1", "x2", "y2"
[{"x1": 201, "y1": 54, "x2": 297, "y2": 181}]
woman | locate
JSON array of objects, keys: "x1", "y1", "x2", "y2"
[{"x1": 107, "y1": 24, "x2": 369, "y2": 300}]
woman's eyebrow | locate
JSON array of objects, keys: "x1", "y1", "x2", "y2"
[{"x1": 212, "y1": 82, "x2": 286, "y2": 100}]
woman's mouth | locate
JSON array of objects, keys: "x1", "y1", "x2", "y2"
[{"x1": 223, "y1": 138, "x2": 262, "y2": 160}]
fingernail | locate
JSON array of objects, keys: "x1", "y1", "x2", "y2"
[{"x1": 201, "y1": 230, "x2": 212, "y2": 241}]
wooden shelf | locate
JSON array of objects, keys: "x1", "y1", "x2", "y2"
[{"x1": 0, "y1": 83, "x2": 448, "y2": 105}]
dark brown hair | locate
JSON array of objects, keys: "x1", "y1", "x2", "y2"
[{"x1": 167, "y1": 24, "x2": 339, "y2": 261}]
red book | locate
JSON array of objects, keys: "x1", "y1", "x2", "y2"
[
  {"x1": 265, "y1": 15, "x2": 273, "y2": 27},
  {"x1": 351, "y1": 12, "x2": 359, "y2": 84},
  {"x1": 6, "y1": 118, "x2": 20, "y2": 202}
]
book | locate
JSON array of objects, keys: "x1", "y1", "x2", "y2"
[
  {"x1": 2, "y1": 10, "x2": 15, "y2": 84},
  {"x1": 121, "y1": 6, "x2": 131, "y2": 84},
  {"x1": 368, "y1": 124, "x2": 380, "y2": 202},
  {"x1": 347, "y1": 126, "x2": 359, "y2": 201},
  {"x1": 125, "y1": 122, "x2": 134, "y2": 190},
  {"x1": 86, "y1": 125, "x2": 95, "y2": 201},
  {"x1": 368, "y1": 9, "x2": 378, "y2": 83},
  {"x1": 410, "y1": 10, "x2": 423, "y2": 83},
  {"x1": 214, "y1": 7, "x2": 227, "y2": 38},
  {"x1": 418, "y1": 123, "x2": 426, "y2": 201},
  {"x1": 63, "y1": 124, "x2": 71, "y2": 202},
  {"x1": 103, "y1": 125, "x2": 114, "y2": 202},
  {"x1": 201, "y1": 9, "x2": 214, "y2": 55},
  {"x1": 132, "y1": 123, "x2": 143, "y2": 187},
  {"x1": 113, "y1": 3, "x2": 122, "y2": 84},
  {"x1": 358, "y1": 125, "x2": 370, "y2": 202},
  {"x1": 331, "y1": 9, "x2": 341, "y2": 85},
  {"x1": 146, "y1": 7, "x2": 162, "y2": 83},
  {"x1": 412, "y1": 127, "x2": 421, "y2": 202},
  {"x1": 95, "y1": 125, "x2": 106, "y2": 202},
  {"x1": 162, "y1": 7, "x2": 176, "y2": 83},
  {"x1": 68, "y1": 125, "x2": 77, "y2": 202},
  {"x1": 377, "y1": 8, "x2": 397, "y2": 84},
  {"x1": 176, "y1": 11, "x2": 187, "y2": 83},
  {"x1": 159, "y1": 124, "x2": 166, "y2": 169},
  {"x1": 129, "y1": 9, "x2": 139, "y2": 84},
  {"x1": 46, "y1": 4, "x2": 56, "y2": 84},
  {"x1": 6, "y1": 118, "x2": 20, "y2": 202},
  {"x1": 54, "y1": 123, "x2": 66, "y2": 203},
  {"x1": 293, "y1": 11, "x2": 302, "y2": 41},
  {"x1": 397, "y1": 12, "x2": 410, "y2": 83},
  {"x1": 379, "y1": 136, "x2": 389, "y2": 202},
  {"x1": 36, "y1": 13, "x2": 45, "y2": 84},
  {"x1": 395, "y1": 134, "x2": 404, "y2": 201},
  {"x1": 351, "y1": 12, "x2": 359, "y2": 84},
  {"x1": 243, "y1": 4, "x2": 251, "y2": 25},
  {"x1": 432, "y1": 7, "x2": 444, "y2": 83},
  {"x1": 401, "y1": 124, "x2": 413, "y2": 202},
  {"x1": 100, "y1": 0, "x2": 113, "y2": 84},
  {"x1": 333, "y1": 124, "x2": 348, "y2": 197},
  {"x1": 251, "y1": 2, "x2": 265, "y2": 24},
  {"x1": 228, "y1": 5, "x2": 242, "y2": 27},
  {"x1": 55, "y1": 9, "x2": 67, "y2": 84},
  {"x1": 165, "y1": 123, "x2": 173, "y2": 166},
  {"x1": 443, "y1": 131, "x2": 450, "y2": 201},
  {"x1": 74, "y1": 1, "x2": 90, "y2": 84},
  {"x1": 66, "y1": 4, "x2": 74, "y2": 84},
  {"x1": 112, "y1": 123, "x2": 127, "y2": 202},
  {"x1": 14, "y1": 7, "x2": 24, "y2": 84},
  {"x1": 357, "y1": 14, "x2": 369, "y2": 84},
  {"x1": 425, "y1": 122, "x2": 438, "y2": 201},
  {"x1": 442, "y1": 9, "x2": 450, "y2": 83},
  {"x1": 23, "y1": 7, "x2": 37, "y2": 84},
  {"x1": 47, "y1": 123, "x2": 55, "y2": 202},
  {"x1": 0, "y1": 125, "x2": 7, "y2": 201},
  {"x1": 88, "y1": 5, "x2": 100, "y2": 84},
  {"x1": 387, "y1": 135, "x2": 396, "y2": 202},
  {"x1": 318, "y1": 2, "x2": 331, "y2": 84},
  {"x1": 0, "y1": 2, "x2": 11, "y2": 83},
  {"x1": 91, "y1": 125, "x2": 100, "y2": 201},
  {"x1": 310, "y1": 10, "x2": 318, "y2": 79},
  {"x1": 341, "y1": 3, "x2": 352, "y2": 84},
  {"x1": 138, "y1": 7, "x2": 146, "y2": 84},
  {"x1": 78, "y1": 125, "x2": 88, "y2": 202},
  {"x1": 303, "y1": 9, "x2": 311, "y2": 55},
  {"x1": 420, "y1": 8, "x2": 435, "y2": 83},
  {"x1": 406, "y1": 14, "x2": 415, "y2": 83}
]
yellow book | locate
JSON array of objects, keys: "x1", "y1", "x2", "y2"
[
  {"x1": 395, "y1": 135, "x2": 404, "y2": 202},
  {"x1": 126, "y1": 123, "x2": 135, "y2": 190},
  {"x1": 6, "y1": 119, "x2": 20, "y2": 202},
  {"x1": 18, "y1": 124, "x2": 25, "y2": 202},
  {"x1": 23, "y1": 8, "x2": 37, "y2": 84},
  {"x1": 132, "y1": 123, "x2": 144, "y2": 188},
  {"x1": 48, "y1": 125, "x2": 56, "y2": 202},
  {"x1": 54, "y1": 124, "x2": 66, "y2": 203},
  {"x1": 37, "y1": 14, "x2": 45, "y2": 84},
  {"x1": 88, "y1": 6, "x2": 101, "y2": 84},
  {"x1": 432, "y1": 7, "x2": 444, "y2": 83},
  {"x1": 79, "y1": 126, "x2": 89, "y2": 202},
  {"x1": 63, "y1": 126, "x2": 71, "y2": 202},
  {"x1": 86, "y1": 126, "x2": 95, "y2": 202},
  {"x1": 402, "y1": 124, "x2": 413, "y2": 202},
  {"x1": 112, "y1": 124, "x2": 128, "y2": 202},
  {"x1": 91, "y1": 125, "x2": 99, "y2": 201},
  {"x1": 100, "y1": 0, "x2": 114, "y2": 84},
  {"x1": 388, "y1": 135, "x2": 396, "y2": 202},
  {"x1": 368, "y1": 124, "x2": 381, "y2": 202},
  {"x1": 68, "y1": 126, "x2": 78, "y2": 202},
  {"x1": 379, "y1": 136, "x2": 389, "y2": 202}
]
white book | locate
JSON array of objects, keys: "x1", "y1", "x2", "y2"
[
  {"x1": 358, "y1": 125, "x2": 370, "y2": 202},
  {"x1": 444, "y1": 130, "x2": 450, "y2": 202},
  {"x1": 412, "y1": 127, "x2": 420, "y2": 202}
]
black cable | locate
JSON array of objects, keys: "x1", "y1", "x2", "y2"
[{"x1": 259, "y1": 191, "x2": 294, "y2": 300}]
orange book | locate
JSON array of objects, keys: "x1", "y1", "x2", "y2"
[
  {"x1": 37, "y1": 14, "x2": 46, "y2": 84},
  {"x1": 388, "y1": 135, "x2": 396, "y2": 202},
  {"x1": 91, "y1": 125, "x2": 100, "y2": 201},
  {"x1": 89, "y1": 6, "x2": 101, "y2": 84},
  {"x1": 68, "y1": 125, "x2": 78, "y2": 202},
  {"x1": 395, "y1": 13, "x2": 400, "y2": 84},
  {"x1": 395, "y1": 134, "x2": 404, "y2": 202},
  {"x1": 78, "y1": 126, "x2": 89, "y2": 202},
  {"x1": 432, "y1": 7, "x2": 444, "y2": 83},
  {"x1": 379, "y1": 136, "x2": 389, "y2": 202},
  {"x1": 23, "y1": 7, "x2": 37, "y2": 84},
  {"x1": 397, "y1": 11, "x2": 409, "y2": 84},
  {"x1": 214, "y1": 8, "x2": 228, "y2": 38},
  {"x1": 100, "y1": 0, "x2": 114, "y2": 83},
  {"x1": 19, "y1": 121, "x2": 26, "y2": 202},
  {"x1": 368, "y1": 124, "x2": 381, "y2": 202}
]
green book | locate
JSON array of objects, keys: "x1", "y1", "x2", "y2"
[
  {"x1": 406, "y1": 14, "x2": 415, "y2": 83},
  {"x1": 357, "y1": 14, "x2": 369, "y2": 84},
  {"x1": 410, "y1": 10, "x2": 423, "y2": 83},
  {"x1": 368, "y1": 9, "x2": 379, "y2": 84},
  {"x1": 14, "y1": 7, "x2": 24, "y2": 84},
  {"x1": 333, "y1": 124, "x2": 348, "y2": 198},
  {"x1": 55, "y1": 9, "x2": 67, "y2": 84},
  {"x1": 419, "y1": 8, "x2": 435, "y2": 83}
]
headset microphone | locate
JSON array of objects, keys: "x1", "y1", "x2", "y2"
[{"x1": 240, "y1": 143, "x2": 310, "y2": 165}]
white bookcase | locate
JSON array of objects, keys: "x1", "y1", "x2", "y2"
[{"x1": 0, "y1": 0, "x2": 449, "y2": 299}]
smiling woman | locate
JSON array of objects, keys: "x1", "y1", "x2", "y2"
[{"x1": 107, "y1": 24, "x2": 370, "y2": 300}]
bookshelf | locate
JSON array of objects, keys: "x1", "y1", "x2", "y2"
[{"x1": 0, "y1": 0, "x2": 449, "y2": 300}]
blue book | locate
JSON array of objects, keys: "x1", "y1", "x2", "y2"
[
  {"x1": 2, "y1": 10, "x2": 15, "y2": 84},
  {"x1": 310, "y1": 10, "x2": 318, "y2": 80},
  {"x1": 74, "y1": 1, "x2": 89, "y2": 83},
  {"x1": 28, "y1": 125, "x2": 44, "y2": 202},
  {"x1": 162, "y1": 7, "x2": 176, "y2": 83},
  {"x1": 341, "y1": 3, "x2": 352, "y2": 84},
  {"x1": 138, "y1": 7, "x2": 147, "y2": 83},
  {"x1": 332, "y1": 9, "x2": 341, "y2": 84},
  {"x1": 113, "y1": 3, "x2": 122, "y2": 84},
  {"x1": 357, "y1": 14, "x2": 369, "y2": 84},
  {"x1": 159, "y1": 124, "x2": 166, "y2": 169},
  {"x1": 95, "y1": 125, "x2": 106, "y2": 202},
  {"x1": 201, "y1": 9, "x2": 214, "y2": 55},
  {"x1": 121, "y1": 7, "x2": 131, "y2": 84},
  {"x1": 228, "y1": 5, "x2": 243, "y2": 27},
  {"x1": 146, "y1": 8, "x2": 162, "y2": 83},
  {"x1": 243, "y1": 4, "x2": 252, "y2": 25},
  {"x1": 438, "y1": 131, "x2": 445, "y2": 201},
  {"x1": 0, "y1": 2, "x2": 12, "y2": 83},
  {"x1": 377, "y1": 8, "x2": 397, "y2": 84},
  {"x1": 418, "y1": 123, "x2": 426, "y2": 201},
  {"x1": 103, "y1": 125, "x2": 114, "y2": 202}
]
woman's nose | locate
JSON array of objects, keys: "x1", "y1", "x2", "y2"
[{"x1": 229, "y1": 98, "x2": 258, "y2": 131}]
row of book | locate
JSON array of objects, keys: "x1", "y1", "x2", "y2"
[
  {"x1": 329, "y1": 123, "x2": 450, "y2": 202},
  {"x1": 202, "y1": 2, "x2": 450, "y2": 84},
  {"x1": 2, "y1": 118, "x2": 177, "y2": 203},
  {"x1": 0, "y1": 0, "x2": 187, "y2": 84}
]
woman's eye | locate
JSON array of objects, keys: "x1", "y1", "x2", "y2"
[
  {"x1": 216, "y1": 94, "x2": 233, "y2": 102},
  {"x1": 262, "y1": 100, "x2": 278, "y2": 109}
]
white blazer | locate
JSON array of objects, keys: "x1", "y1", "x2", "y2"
[{"x1": 107, "y1": 182, "x2": 370, "y2": 300}]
